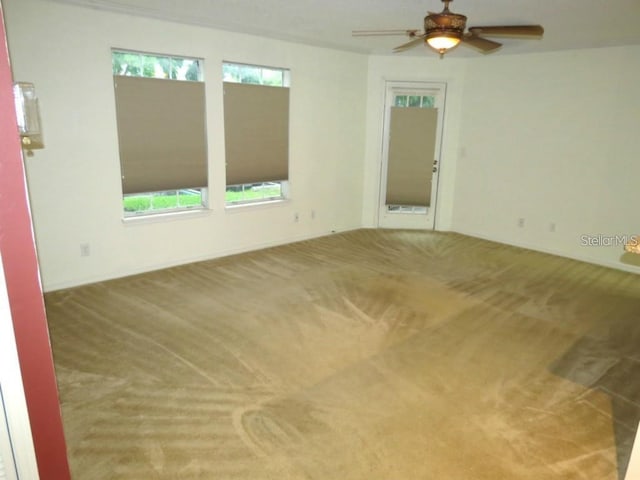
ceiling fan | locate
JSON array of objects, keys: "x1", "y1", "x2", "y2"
[{"x1": 353, "y1": 0, "x2": 544, "y2": 58}]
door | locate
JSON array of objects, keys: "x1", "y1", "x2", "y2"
[
  {"x1": 377, "y1": 81, "x2": 446, "y2": 229},
  {"x1": 1, "y1": 388, "x2": 20, "y2": 480},
  {"x1": 0, "y1": 251, "x2": 37, "y2": 480}
]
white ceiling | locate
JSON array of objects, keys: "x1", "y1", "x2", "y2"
[{"x1": 51, "y1": 0, "x2": 640, "y2": 57}]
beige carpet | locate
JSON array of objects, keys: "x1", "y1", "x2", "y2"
[{"x1": 44, "y1": 229, "x2": 640, "y2": 479}]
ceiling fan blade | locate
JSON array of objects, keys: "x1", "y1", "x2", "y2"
[
  {"x1": 393, "y1": 35, "x2": 426, "y2": 52},
  {"x1": 467, "y1": 25, "x2": 544, "y2": 37},
  {"x1": 352, "y1": 29, "x2": 419, "y2": 37},
  {"x1": 461, "y1": 34, "x2": 502, "y2": 53}
]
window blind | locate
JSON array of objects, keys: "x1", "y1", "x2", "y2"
[
  {"x1": 385, "y1": 106, "x2": 438, "y2": 206},
  {"x1": 113, "y1": 76, "x2": 208, "y2": 194},
  {"x1": 223, "y1": 82, "x2": 289, "y2": 186}
]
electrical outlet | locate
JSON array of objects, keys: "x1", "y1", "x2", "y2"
[
  {"x1": 80, "y1": 243, "x2": 90, "y2": 257},
  {"x1": 294, "y1": 212, "x2": 299, "y2": 223},
  {"x1": 517, "y1": 218, "x2": 525, "y2": 228}
]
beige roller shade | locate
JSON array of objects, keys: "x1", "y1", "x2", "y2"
[
  {"x1": 114, "y1": 76, "x2": 208, "y2": 194},
  {"x1": 386, "y1": 107, "x2": 438, "y2": 206},
  {"x1": 223, "y1": 82, "x2": 289, "y2": 185}
]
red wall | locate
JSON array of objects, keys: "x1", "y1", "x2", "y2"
[{"x1": 0, "y1": 5, "x2": 71, "y2": 479}]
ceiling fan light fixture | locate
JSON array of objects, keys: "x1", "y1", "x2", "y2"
[{"x1": 426, "y1": 33, "x2": 461, "y2": 54}]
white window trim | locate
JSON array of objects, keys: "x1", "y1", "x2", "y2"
[
  {"x1": 225, "y1": 197, "x2": 291, "y2": 214},
  {"x1": 122, "y1": 207, "x2": 212, "y2": 226}
]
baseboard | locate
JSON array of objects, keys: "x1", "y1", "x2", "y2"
[{"x1": 43, "y1": 227, "x2": 360, "y2": 292}]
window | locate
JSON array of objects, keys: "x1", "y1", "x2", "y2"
[
  {"x1": 112, "y1": 50, "x2": 208, "y2": 217},
  {"x1": 393, "y1": 95, "x2": 435, "y2": 108},
  {"x1": 222, "y1": 62, "x2": 290, "y2": 206},
  {"x1": 385, "y1": 91, "x2": 439, "y2": 214}
]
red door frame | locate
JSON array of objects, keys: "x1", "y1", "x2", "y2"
[{"x1": 0, "y1": 4, "x2": 71, "y2": 478}]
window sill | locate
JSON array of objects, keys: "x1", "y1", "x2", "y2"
[
  {"x1": 386, "y1": 206, "x2": 429, "y2": 215},
  {"x1": 122, "y1": 208, "x2": 211, "y2": 226},
  {"x1": 225, "y1": 198, "x2": 289, "y2": 213}
]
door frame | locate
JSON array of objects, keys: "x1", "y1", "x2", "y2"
[
  {"x1": 0, "y1": 3, "x2": 71, "y2": 477},
  {"x1": 377, "y1": 80, "x2": 447, "y2": 230}
]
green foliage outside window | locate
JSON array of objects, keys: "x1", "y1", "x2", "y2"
[
  {"x1": 112, "y1": 51, "x2": 201, "y2": 81},
  {"x1": 222, "y1": 63, "x2": 285, "y2": 86},
  {"x1": 225, "y1": 183, "x2": 283, "y2": 204},
  {"x1": 123, "y1": 190, "x2": 203, "y2": 214},
  {"x1": 394, "y1": 95, "x2": 435, "y2": 108}
]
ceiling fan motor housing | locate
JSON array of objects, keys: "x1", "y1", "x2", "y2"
[{"x1": 424, "y1": 12, "x2": 467, "y2": 40}]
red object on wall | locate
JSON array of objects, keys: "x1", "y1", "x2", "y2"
[{"x1": 0, "y1": 5, "x2": 71, "y2": 479}]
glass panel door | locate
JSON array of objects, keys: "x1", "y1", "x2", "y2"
[{"x1": 378, "y1": 81, "x2": 446, "y2": 230}]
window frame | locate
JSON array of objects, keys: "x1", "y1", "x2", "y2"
[
  {"x1": 112, "y1": 49, "x2": 209, "y2": 218},
  {"x1": 222, "y1": 61, "x2": 290, "y2": 208}
]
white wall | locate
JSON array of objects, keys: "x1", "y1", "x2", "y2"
[
  {"x1": 363, "y1": 46, "x2": 640, "y2": 273},
  {"x1": 5, "y1": 0, "x2": 639, "y2": 290},
  {"x1": 453, "y1": 46, "x2": 640, "y2": 272},
  {"x1": 362, "y1": 54, "x2": 467, "y2": 230},
  {"x1": 3, "y1": 0, "x2": 368, "y2": 291}
]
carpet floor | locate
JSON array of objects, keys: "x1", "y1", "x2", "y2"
[{"x1": 44, "y1": 229, "x2": 640, "y2": 479}]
